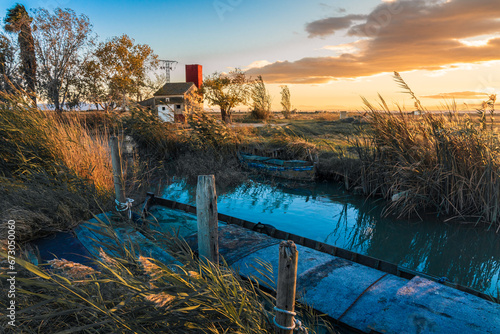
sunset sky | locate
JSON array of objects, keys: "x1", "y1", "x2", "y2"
[{"x1": 2, "y1": 0, "x2": 500, "y2": 111}]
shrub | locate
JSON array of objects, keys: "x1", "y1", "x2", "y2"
[{"x1": 122, "y1": 107, "x2": 190, "y2": 160}]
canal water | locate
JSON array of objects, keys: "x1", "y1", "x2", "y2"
[{"x1": 162, "y1": 178, "x2": 500, "y2": 297}]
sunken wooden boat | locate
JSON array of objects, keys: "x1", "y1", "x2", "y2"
[{"x1": 238, "y1": 152, "x2": 316, "y2": 181}]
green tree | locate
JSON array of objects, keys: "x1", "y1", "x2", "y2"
[
  {"x1": 85, "y1": 34, "x2": 158, "y2": 111},
  {"x1": 280, "y1": 85, "x2": 293, "y2": 119},
  {"x1": 4, "y1": 4, "x2": 36, "y2": 105},
  {"x1": 202, "y1": 69, "x2": 251, "y2": 123},
  {"x1": 32, "y1": 8, "x2": 94, "y2": 112},
  {"x1": 250, "y1": 75, "x2": 272, "y2": 120}
]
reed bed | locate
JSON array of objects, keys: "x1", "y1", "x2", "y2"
[
  {"x1": 0, "y1": 93, "x2": 118, "y2": 241},
  {"x1": 354, "y1": 74, "x2": 500, "y2": 228},
  {"x1": 122, "y1": 108, "x2": 322, "y2": 188},
  {"x1": 0, "y1": 93, "x2": 114, "y2": 192}
]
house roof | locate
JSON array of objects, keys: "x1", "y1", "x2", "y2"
[
  {"x1": 154, "y1": 82, "x2": 195, "y2": 96},
  {"x1": 139, "y1": 97, "x2": 154, "y2": 107}
]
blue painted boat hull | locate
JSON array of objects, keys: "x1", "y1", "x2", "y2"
[{"x1": 239, "y1": 153, "x2": 316, "y2": 181}]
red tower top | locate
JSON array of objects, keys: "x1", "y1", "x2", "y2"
[{"x1": 185, "y1": 64, "x2": 203, "y2": 89}]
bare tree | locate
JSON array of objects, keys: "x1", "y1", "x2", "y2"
[
  {"x1": 32, "y1": 8, "x2": 94, "y2": 112},
  {"x1": 141, "y1": 71, "x2": 167, "y2": 102}
]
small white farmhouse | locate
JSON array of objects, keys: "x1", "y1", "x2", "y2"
[
  {"x1": 153, "y1": 82, "x2": 201, "y2": 122},
  {"x1": 140, "y1": 64, "x2": 203, "y2": 122}
]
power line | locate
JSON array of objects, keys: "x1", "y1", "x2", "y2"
[{"x1": 159, "y1": 60, "x2": 178, "y2": 83}]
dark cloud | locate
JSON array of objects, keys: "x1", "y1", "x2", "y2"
[
  {"x1": 423, "y1": 91, "x2": 493, "y2": 99},
  {"x1": 318, "y1": 3, "x2": 346, "y2": 14},
  {"x1": 306, "y1": 14, "x2": 367, "y2": 38},
  {"x1": 248, "y1": 0, "x2": 500, "y2": 84}
]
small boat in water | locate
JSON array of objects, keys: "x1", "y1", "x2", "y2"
[{"x1": 238, "y1": 152, "x2": 316, "y2": 181}]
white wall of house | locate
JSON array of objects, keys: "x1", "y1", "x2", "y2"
[
  {"x1": 158, "y1": 105, "x2": 174, "y2": 122},
  {"x1": 157, "y1": 103, "x2": 186, "y2": 122}
]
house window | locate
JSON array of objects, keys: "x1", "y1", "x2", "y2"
[
  {"x1": 162, "y1": 107, "x2": 166, "y2": 111},
  {"x1": 176, "y1": 104, "x2": 181, "y2": 109}
]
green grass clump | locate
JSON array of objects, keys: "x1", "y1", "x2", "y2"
[{"x1": 122, "y1": 107, "x2": 191, "y2": 160}]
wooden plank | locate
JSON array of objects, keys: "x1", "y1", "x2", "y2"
[
  {"x1": 275, "y1": 240, "x2": 299, "y2": 334},
  {"x1": 196, "y1": 175, "x2": 219, "y2": 264},
  {"x1": 110, "y1": 136, "x2": 125, "y2": 204}
]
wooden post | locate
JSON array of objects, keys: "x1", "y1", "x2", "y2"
[
  {"x1": 275, "y1": 240, "x2": 299, "y2": 334},
  {"x1": 196, "y1": 175, "x2": 219, "y2": 264},
  {"x1": 110, "y1": 136, "x2": 126, "y2": 205}
]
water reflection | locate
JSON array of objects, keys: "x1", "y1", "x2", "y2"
[{"x1": 162, "y1": 178, "x2": 500, "y2": 295}]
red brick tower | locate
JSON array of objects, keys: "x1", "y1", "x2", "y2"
[{"x1": 185, "y1": 64, "x2": 203, "y2": 88}]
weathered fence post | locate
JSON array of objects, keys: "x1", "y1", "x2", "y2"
[
  {"x1": 275, "y1": 240, "x2": 299, "y2": 334},
  {"x1": 196, "y1": 175, "x2": 219, "y2": 264},
  {"x1": 110, "y1": 136, "x2": 134, "y2": 220},
  {"x1": 110, "y1": 136, "x2": 126, "y2": 205}
]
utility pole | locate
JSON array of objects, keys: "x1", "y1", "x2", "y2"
[{"x1": 159, "y1": 60, "x2": 178, "y2": 83}]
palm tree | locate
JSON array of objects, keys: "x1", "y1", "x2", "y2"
[
  {"x1": 0, "y1": 35, "x2": 13, "y2": 93},
  {"x1": 4, "y1": 4, "x2": 36, "y2": 105}
]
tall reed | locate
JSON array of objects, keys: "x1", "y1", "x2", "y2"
[
  {"x1": 0, "y1": 92, "x2": 113, "y2": 192},
  {"x1": 0, "y1": 92, "x2": 116, "y2": 240},
  {"x1": 356, "y1": 74, "x2": 500, "y2": 228}
]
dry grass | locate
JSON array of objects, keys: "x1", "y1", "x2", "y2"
[
  {"x1": 0, "y1": 93, "x2": 114, "y2": 192},
  {"x1": 0, "y1": 171, "x2": 109, "y2": 242},
  {"x1": 0, "y1": 93, "x2": 125, "y2": 240},
  {"x1": 0, "y1": 218, "x2": 335, "y2": 333},
  {"x1": 352, "y1": 74, "x2": 500, "y2": 227},
  {"x1": 48, "y1": 115, "x2": 113, "y2": 192}
]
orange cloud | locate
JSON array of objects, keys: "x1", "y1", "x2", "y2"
[
  {"x1": 423, "y1": 91, "x2": 493, "y2": 99},
  {"x1": 248, "y1": 0, "x2": 500, "y2": 84}
]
